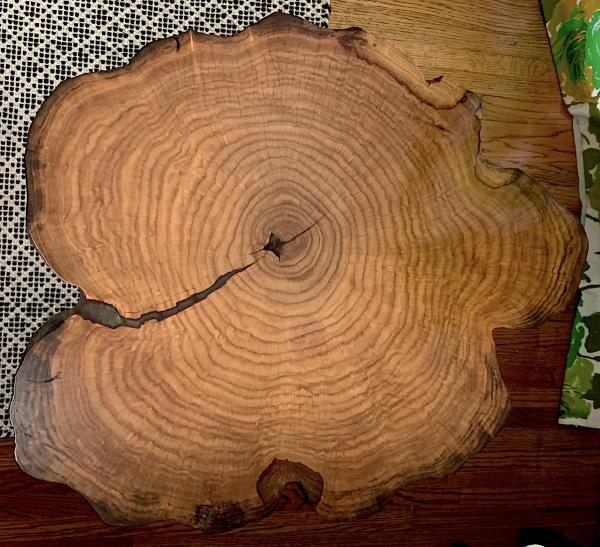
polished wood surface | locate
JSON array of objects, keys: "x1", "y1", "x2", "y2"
[
  {"x1": 12, "y1": 11, "x2": 584, "y2": 533},
  {"x1": 330, "y1": 0, "x2": 580, "y2": 212},
  {"x1": 2, "y1": 1, "x2": 600, "y2": 545}
]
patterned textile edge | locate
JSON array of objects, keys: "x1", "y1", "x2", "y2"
[
  {"x1": 541, "y1": 0, "x2": 600, "y2": 426},
  {"x1": 0, "y1": 1, "x2": 330, "y2": 437}
]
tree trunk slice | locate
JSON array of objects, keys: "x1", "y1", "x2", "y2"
[{"x1": 11, "y1": 13, "x2": 586, "y2": 531}]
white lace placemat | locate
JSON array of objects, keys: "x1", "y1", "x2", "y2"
[{"x1": 0, "y1": 0, "x2": 330, "y2": 437}]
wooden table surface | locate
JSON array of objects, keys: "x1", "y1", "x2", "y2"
[{"x1": 2, "y1": 1, "x2": 599, "y2": 546}]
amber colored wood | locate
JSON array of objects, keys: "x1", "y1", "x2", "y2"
[
  {"x1": 329, "y1": 0, "x2": 580, "y2": 214},
  {"x1": 3, "y1": 3, "x2": 598, "y2": 545},
  {"x1": 9, "y1": 11, "x2": 586, "y2": 532},
  {"x1": 3, "y1": 396, "x2": 600, "y2": 547}
]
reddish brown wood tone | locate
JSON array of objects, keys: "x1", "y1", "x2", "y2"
[
  {"x1": 12, "y1": 12, "x2": 585, "y2": 531},
  {"x1": 2, "y1": 0, "x2": 600, "y2": 544},
  {"x1": 2, "y1": 309, "x2": 600, "y2": 545}
]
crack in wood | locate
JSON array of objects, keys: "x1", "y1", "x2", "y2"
[
  {"x1": 257, "y1": 219, "x2": 320, "y2": 260},
  {"x1": 30, "y1": 373, "x2": 61, "y2": 384},
  {"x1": 262, "y1": 233, "x2": 285, "y2": 259},
  {"x1": 75, "y1": 219, "x2": 322, "y2": 328},
  {"x1": 76, "y1": 263, "x2": 253, "y2": 329},
  {"x1": 426, "y1": 75, "x2": 444, "y2": 85}
]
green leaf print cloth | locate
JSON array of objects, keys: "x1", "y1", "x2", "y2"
[{"x1": 542, "y1": 0, "x2": 600, "y2": 427}]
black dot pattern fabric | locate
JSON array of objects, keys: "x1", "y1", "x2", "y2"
[{"x1": 0, "y1": 0, "x2": 330, "y2": 437}]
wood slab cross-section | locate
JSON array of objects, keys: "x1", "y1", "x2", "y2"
[{"x1": 11, "y1": 13, "x2": 586, "y2": 532}]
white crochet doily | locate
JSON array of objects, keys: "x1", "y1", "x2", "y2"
[{"x1": 0, "y1": 0, "x2": 330, "y2": 436}]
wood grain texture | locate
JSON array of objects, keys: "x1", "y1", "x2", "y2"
[
  {"x1": 10, "y1": 12, "x2": 585, "y2": 531},
  {"x1": 330, "y1": 0, "x2": 581, "y2": 213},
  {"x1": 3, "y1": 1, "x2": 599, "y2": 545}
]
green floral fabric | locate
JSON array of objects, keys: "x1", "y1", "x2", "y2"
[{"x1": 542, "y1": 0, "x2": 600, "y2": 427}]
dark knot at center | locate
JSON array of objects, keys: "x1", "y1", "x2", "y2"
[{"x1": 262, "y1": 233, "x2": 285, "y2": 259}]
